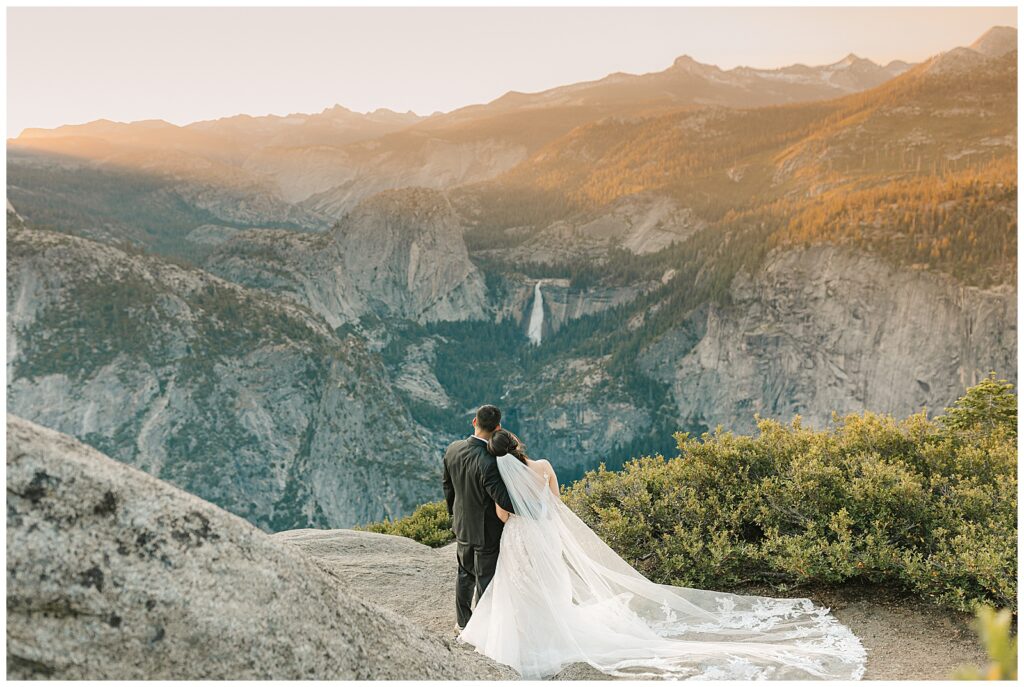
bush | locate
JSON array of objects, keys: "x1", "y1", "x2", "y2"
[
  {"x1": 562, "y1": 373, "x2": 1017, "y2": 613},
  {"x1": 953, "y1": 606, "x2": 1018, "y2": 680},
  {"x1": 359, "y1": 501, "x2": 454, "y2": 548}
]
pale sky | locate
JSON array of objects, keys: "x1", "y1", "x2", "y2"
[{"x1": 6, "y1": 6, "x2": 1018, "y2": 138}]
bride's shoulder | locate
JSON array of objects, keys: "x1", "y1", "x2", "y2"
[{"x1": 526, "y1": 458, "x2": 554, "y2": 474}]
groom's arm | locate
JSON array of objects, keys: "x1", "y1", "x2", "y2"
[
  {"x1": 442, "y1": 454, "x2": 455, "y2": 517},
  {"x1": 482, "y1": 459, "x2": 514, "y2": 514}
]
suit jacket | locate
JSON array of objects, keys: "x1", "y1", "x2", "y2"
[{"x1": 442, "y1": 436, "x2": 515, "y2": 549}]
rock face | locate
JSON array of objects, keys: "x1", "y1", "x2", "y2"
[
  {"x1": 640, "y1": 245, "x2": 1017, "y2": 433},
  {"x1": 392, "y1": 338, "x2": 453, "y2": 408},
  {"x1": 203, "y1": 229, "x2": 360, "y2": 328},
  {"x1": 6, "y1": 415, "x2": 505, "y2": 680},
  {"x1": 334, "y1": 188, "x2": 488, "y2": 322},
  {"x1": 206, "y1": 188, "x2": 489, "y2": 327},
  {"x1": 274, "y1": 529, "x2": 457, "y2": 630},
  {"x1": 502, "y1": 356, "x2": 659, "y2": 481},
  {"x1": 494, "y1": 276, "x2": 653, "y2": 342},
  {"x1": 7, "y1": 226, "x2": 440, "y2": 529},
  {"x1": 542, "y1": 282, "x2": 652, "y2": 338},
  {"x1": 267, "y1": 529, "x2": 526, "y2": 679}
]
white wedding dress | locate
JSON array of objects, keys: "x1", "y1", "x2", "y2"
[{"x1": 458, "y1": 454, "x2": 867, "y2": 680}]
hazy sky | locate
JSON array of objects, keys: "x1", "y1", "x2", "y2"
[{"x1": 7, "y1": 6, "x2": 1018, "y2": 138}]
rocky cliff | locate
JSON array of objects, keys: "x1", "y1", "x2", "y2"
[
  {"x1": 639, "y1": 245, "x2": 1017, "y2": 433},
  {"x1": 7, "y1": 226, "x2": 440, "y2": 529},
  {"x1": 495, "y1": 276, "x2": 652, "y2": 341},
  {"x1": 502, "y1": 355, "x2": 659, "y2": 480},
  {"x1": 6, "y1": 415, "x2": 508, "y2": 679},
  {"x1": 206, "y1": 187, "x2": 489, "y2": 327}
]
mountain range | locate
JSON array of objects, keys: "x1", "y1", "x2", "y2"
[
  {"x1": 6, "y1": 40, "x2": 924, "y2": 233},
  {"x1": 6, "y1": 25, "x2": 1017, "y2": 527}
]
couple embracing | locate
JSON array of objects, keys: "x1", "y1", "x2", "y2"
[{"x1": 442, "y1": 404, "x2": 867, "y2": 680}]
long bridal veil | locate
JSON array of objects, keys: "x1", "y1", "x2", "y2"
[{"x1": 460, "y1": 454, "x2": 867, "y2": 680}]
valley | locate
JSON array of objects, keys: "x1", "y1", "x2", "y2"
[{"x1": 5, "y1": 26, "x2": 1017, "y2": 528}]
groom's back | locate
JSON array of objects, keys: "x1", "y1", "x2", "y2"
[{"x1": 443, "y1": 438, "x2": 503, "y2": 548}]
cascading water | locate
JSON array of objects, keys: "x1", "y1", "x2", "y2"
[{"x1": 527, "y1": 280, "x2": 545, "y2": 345}]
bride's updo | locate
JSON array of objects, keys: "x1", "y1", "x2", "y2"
[{"x1": 487, "y1": 428, "x2": 528, "y2": 465}]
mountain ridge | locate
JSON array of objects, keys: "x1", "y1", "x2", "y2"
[
  {"x1": 8, "y1": 26, "x2": 1011, "y2": 223},
  {"x1": 10, "y1": 47, "x2": 923, "y2": 141}
]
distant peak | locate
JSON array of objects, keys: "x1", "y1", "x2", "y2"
[
  {"x1": 368, "y1": 107, "x2": 422, "y2": 120},
  {"x1": 321, "y1": 104, "x2": 354, "y2": 114},
  {"x1": 973, "y1": 25, "x2": 1017, "y2": 40},
  {"x1": 670, "y1": 54, "x2": 717, "y2": 74},
  {"x1": 490, "y1": 90, "x2": 530, "y2": 107},
  {"x1": 883, "y1": 59, "x2": 914, "y2": 76},
  {"x1": 834, "y1": 53, "x2": 871, "y2": 68},
  {"x1": 969, "y1": 25, "x2": 1018, "y2": 57},
  {"x1": 132, "y1": 118, "x2": 176, "y2": 128}
]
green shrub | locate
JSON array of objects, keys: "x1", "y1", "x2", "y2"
[
  {"x1": 360, "y1": 500, "x2": 454, "y2": 548},
  {"x1": 563, "y1": 373, "x2": 1017, "y2": 612},
  {"x1": 953, "y1": 606, "x2": 1018, "y2": 680}
]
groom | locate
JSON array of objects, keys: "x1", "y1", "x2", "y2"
[{"x1": 442, "y1": 404, "x2": 515, "y2": 630}]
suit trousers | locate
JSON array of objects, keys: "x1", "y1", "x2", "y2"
[{"x1": 455, "y1": 541, "x2": 500, "y2": 628}]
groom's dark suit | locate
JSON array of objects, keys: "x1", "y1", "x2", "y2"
[{"x1": 442, "y1": 435, "x2": 515, "y2": 628}]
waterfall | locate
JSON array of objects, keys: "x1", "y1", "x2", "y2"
[{"x1": 527, "y1": 280, "x2": 545, "y2": 345}]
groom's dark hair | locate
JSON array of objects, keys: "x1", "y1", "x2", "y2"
[{"x1": 476, "y1": 404, "x2": 501, "y2": 432}]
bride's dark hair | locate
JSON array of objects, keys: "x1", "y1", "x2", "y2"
[{"x1": 487, "y1": 428, "x2": 528, "y2": 465}]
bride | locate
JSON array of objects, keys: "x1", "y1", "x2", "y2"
[{"x1": 458, "y1": 429, "x2": 867, "y2": 680}]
